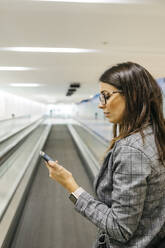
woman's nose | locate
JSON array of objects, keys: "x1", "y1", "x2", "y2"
[{"x1": 98, "y1": 103, "x2": 104, "y2": 109}]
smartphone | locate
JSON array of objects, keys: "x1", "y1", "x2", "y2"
[{"x1": 40, "y1": 151, "x2": 54, "y2": 162}]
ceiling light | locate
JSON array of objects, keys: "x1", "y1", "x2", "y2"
[
  {"x1": 10, "y1": 83, "x2": 40, "y2": 87},
  {"x1": 0, "y1": 67, "x2": 33, "y2": 71},
  {"x1": 34, "y1": 0, "x2": 145, "y2": 3},
  {"x1": 0, "y1": 47, "x2": 97, "y2": 53}
]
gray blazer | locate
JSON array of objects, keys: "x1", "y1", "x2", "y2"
[{"x1": 74, "y1": 124, "x2": 165, "y2": 248}]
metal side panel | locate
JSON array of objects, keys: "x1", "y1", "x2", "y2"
[
  {"x1": 67, "y1": 124, "x2": 100, "y2": 182},
  {"x1": 0, "y1": 123, "x2": 52, "y2": 248},
  {"x1": 0, "y1": 117, "x2": 43, "y2": 144},
  {"x1": 0, "y1": 118, "x2": 44, "y2": 166}
]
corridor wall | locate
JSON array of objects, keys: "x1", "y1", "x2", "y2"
[{"x1": 0, "y1": 90, "x2": 46, "y2": 121}]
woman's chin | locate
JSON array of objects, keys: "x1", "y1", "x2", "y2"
[
  {"x1": 108, "y1": 118, "x2": 113, "y2": 123},
  {"x1": 108, "y1": 117, "x2": 117, "y2": 124}
]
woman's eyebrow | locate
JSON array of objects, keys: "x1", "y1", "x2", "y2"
[{"x1": 100, "y1": 90, "x2": 109, "y2": 94}]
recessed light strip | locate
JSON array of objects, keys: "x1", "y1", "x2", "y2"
[
  {"x1": 34, "y1": 0, "x2": 146, "y2": 3},
  {"x1": 10, "y1": 83, "x2": 40, "y2": 87},
  {"x1": 0, "y1": 47, "x2": 98, "y2": 53},
  {"x1": 0, "y1": 67, "x2": 33, "y2": 71}
]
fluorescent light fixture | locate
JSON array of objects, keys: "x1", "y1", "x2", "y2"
[
  {"x1": 34, "y1": 0, "x2": 145, "y2": 3},
  {"x1": 10, "y1": 83, "x2": 40, "y2": 87},
  {"x1": 0, "y1": 67, "x2": 33, "y2": 71},
  {"x1": 0, "y1": 47, "x2": 97, "y2": 53}
]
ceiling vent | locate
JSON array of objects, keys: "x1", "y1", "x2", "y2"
[
  {"x1": 68, "y1": 88, "x2": 76, "y2": 92},
  {"x1": 66, "y1": 82, "x2": 81, "y2": 96},
  {"x1": 70, "y1": 83, "x2": 81, "y2": 88},
  {"x1": 66, "y1": 92, "x2": 72, "y2": 96}
]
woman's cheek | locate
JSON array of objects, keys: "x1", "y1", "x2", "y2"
[{"x1": 109, "y1": 97, "x2": 119, "y2": 109}]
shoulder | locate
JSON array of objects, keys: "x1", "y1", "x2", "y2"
[{"x1": 114, "y1": 125, "x2": 158, "y2": 161}]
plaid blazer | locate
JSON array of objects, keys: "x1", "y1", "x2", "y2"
[{"x1": 74, "y1": 124, "x2": 165, "y2": 248}]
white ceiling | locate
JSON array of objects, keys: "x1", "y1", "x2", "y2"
[{"x1": 0, "y1": 0, "x2": 165, "y2": 104}]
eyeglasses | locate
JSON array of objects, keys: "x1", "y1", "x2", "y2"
[{"x1": 99, "y1": 90, "x2": 123, "y2": 105}]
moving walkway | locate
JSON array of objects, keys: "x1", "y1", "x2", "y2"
[{"x1": 0, "y1": 120, "x2": 108, "y2": 248}]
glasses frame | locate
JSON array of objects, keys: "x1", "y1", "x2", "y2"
[{"x1": 99, "y1": 90, "x2": 123, "y2": 105}]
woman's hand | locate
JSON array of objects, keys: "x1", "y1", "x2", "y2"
[{"x1": 44, "y1": 160, "x2": 80, "y2": 193}]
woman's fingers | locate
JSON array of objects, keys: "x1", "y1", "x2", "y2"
[
  {"x1": 44, "y1": 160, "x2": 58, "y2": 168},
  {"x1": 44, "y1": 160, "x2": 62, "y2": 175},
  {"x1": 48, "y1": 160, "x2": 62, "y2": 170},
  {"x1": 43, "y1": 159, "x2": 74, "y2": 189}
]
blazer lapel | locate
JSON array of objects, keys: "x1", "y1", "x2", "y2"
[{"x1": 93, "y1": 150, "x2": 112, "y2": 192}]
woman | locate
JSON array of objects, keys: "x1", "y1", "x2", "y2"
[{"x1": 45, "y1": 62, "x2": 165, "y2": 248}]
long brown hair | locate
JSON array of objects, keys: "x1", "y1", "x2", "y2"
[{"x1": 99, "y1": 62, "x2": 165, "y2": 164}]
